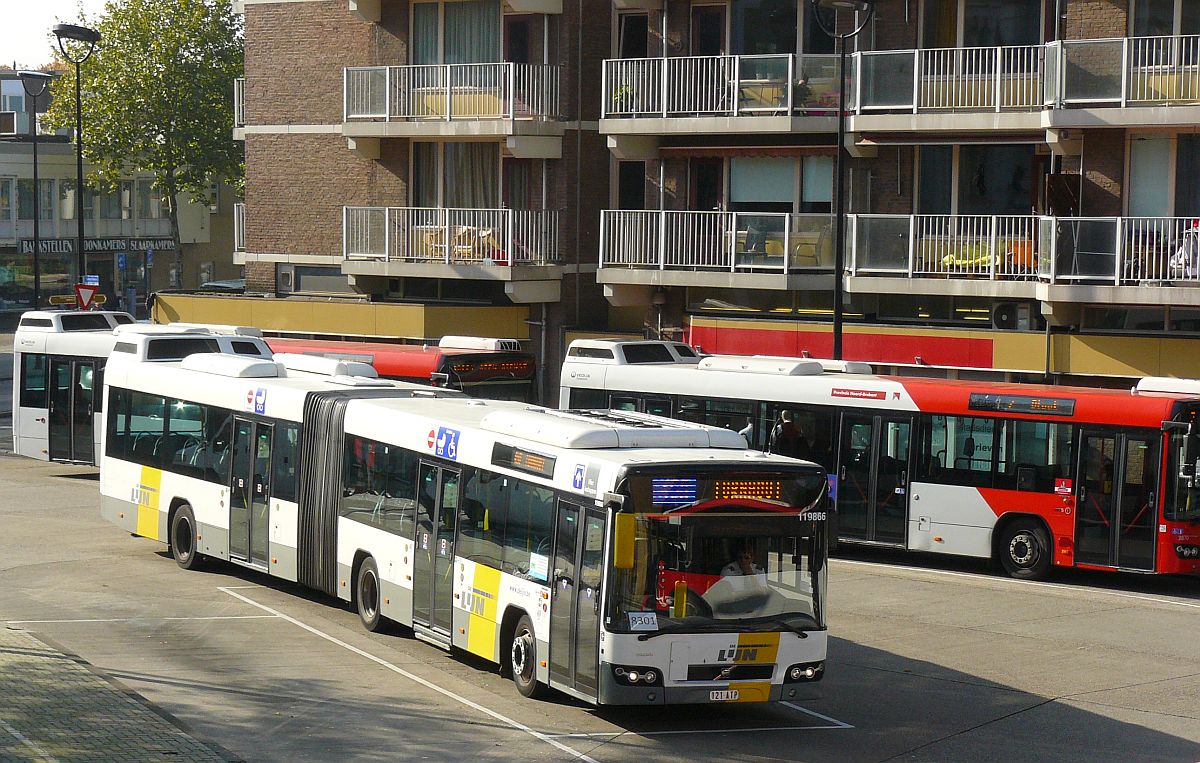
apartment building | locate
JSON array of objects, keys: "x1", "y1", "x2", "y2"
[
  {"x1": 214, "y1": 0, "x2": 611, "y2": 391},
  {"x1": 0, "y1": 72, "x2": 240, "y2": 321},
  {"x1": 597, "y1": 0, "x2": 1200, "y2": 381}
]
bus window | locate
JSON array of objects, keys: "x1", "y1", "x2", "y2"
[
  {"x1": 994, "y1": 419, "x2": 1074, "y2": 492},
  {"x1": 1166, "y1": 430, "x2": 1200, "y2": 522},
  {"x1": 21, "y1": 354, "x2": 48, "y2": 409},
  {"x1": 569, "y1": 388, "x2": 607, "y2": 409},
  {"x1": 920, "y1": 415, "x2": 994, "y2": 488},
  {"x1": 459, "y1": 469, "x2": 508, "y2": 568},
  {"x1": 272, "y1": 423, "x2": 300, "y2": 503},
  {"x1": 505, "y1": 481, "x2": 553, "y2": 583},
  {"x1": 610, "y1": 395, "x2": 639, "y2": 412}
]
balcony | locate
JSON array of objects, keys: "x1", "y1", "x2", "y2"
[
  {"x1": 599, "y1": 209, "x2": 834, "y2": 288},
  {"x1": 342, "y1": 64, "x2": 562, "y2": 151},
  {"x1": 598, "y1": 210, "x2": 1200, "y2": 299},
  {"x1": 601, "y1": 54, "x2": 841, "y2": 137},
  {"x1": 342, "y1": 206, "x2": 562, "y2": 297},
  {"x1": 233, "y1": 77, "x2": 245, "y2": 140}
]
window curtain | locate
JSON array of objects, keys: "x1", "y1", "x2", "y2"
[
  {"x1": 444, "y1": 0, "x2": 501, "y2": 64},
  {"x1": 731, "y1": 0, "x2": 797, "y2": 55},
  {"x1": 412, "y1": 142, "x2": 439, "y2": 207},
  {"x1": 444, "y1": 142, "x2": 499, "y2": 208},
  {"x1": 412, "y1": 3, "x2": 439, "y2": 65}
]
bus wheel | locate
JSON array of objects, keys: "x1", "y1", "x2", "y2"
[
  {"x1": 509, "y1": 614, "x2": 545, "y2": 699},
  {"x1": 355, "y1": 557, "x2": 384, "y2": 632},
  {"x1": 170, "y1": 504, "x2": 203, "y2": 571},
  {"x1": 1000, "y1": 520, "x2": 1051, "y2": 580}
]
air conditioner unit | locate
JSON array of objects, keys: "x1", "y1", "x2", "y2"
[
  {"x1": 0, "y1": 112, "x2": 16, "y2": 136},
  {"x1": 992, "y1": 301, "x2": 1034, "y2": 330},
  {"x1": 277, "y1": 264, "x2": 295, "y2": 294}
]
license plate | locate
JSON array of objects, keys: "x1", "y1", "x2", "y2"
[{"x1": 710, "y1": 689, "x2": 739, "y2": 702}]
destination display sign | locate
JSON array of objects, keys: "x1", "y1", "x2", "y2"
[{"x1": 968, "y1": 392, "x2": 1076, "y2": 417}]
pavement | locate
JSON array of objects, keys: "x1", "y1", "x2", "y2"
[
  {"x1": 2, "y1": 335, "x2": 227, "y2": 762},
  {"x1": 0, "y1": 626, "x2": 232, "y2": 762}
]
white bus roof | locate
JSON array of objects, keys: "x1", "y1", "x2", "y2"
[
  {"x1": 437, "y1": 336, "x2": 523, "y2": 352},
  {"x1": 161, "y1": 322, "x2": 264, "y2": 338},
  {"x1": 17, "y1": 310, "x2": 135, "y2": 333},
  {"x1": 565, "y1": 339, "x2": 701, "y2": 365}
]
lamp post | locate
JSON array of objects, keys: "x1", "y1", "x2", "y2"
[
  {"x1": 811, "y1": 0, "x2": 874, "y2": 360},
  {"x1": 53, "y1": 23, "x2": 101, "y2": 287},
  {"x1": 17, "y1": 71, "x2": 53, "y2": 309}
]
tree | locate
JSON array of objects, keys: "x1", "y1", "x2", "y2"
[{"x1": 44, "y1": 0, "x2": 243, "y2": 288}]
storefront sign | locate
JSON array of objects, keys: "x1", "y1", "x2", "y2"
[{"x1": 18, "y1": 237, "x2": 176, "y2": 256}]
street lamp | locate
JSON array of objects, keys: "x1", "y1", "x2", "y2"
[
  {"x1": 811, "y1": 0, "x2": 874, "y2": 360},
  {"x1": 17, "y1": 70, "x2": 53, "y2": 309},
  {"x1": 53, "y1": 22, "x2": 101, "y2": 287}
]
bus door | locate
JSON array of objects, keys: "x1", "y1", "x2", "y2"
[
  {"x1": 836, "y1": 412, "x2": 912, "y2": 545},
  {"x1": 549, "y1": 501, "x2": 604, "y2": 697},
  {"x1": 1075, "y1": 430, "x2": 1158, "y2": 570},
  {"x1": 230, "y1": 419, "x2": 272, "y2": 568},
  {"x1": 48, "y1": 358, "x2": 97, "y2": 464},
  {"x1": 414, "y1": 462, "x2": 460, "y2": 635}
]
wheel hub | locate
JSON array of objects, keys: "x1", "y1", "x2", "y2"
[
  {"x1": 1010, "y1": 532, "x2": 1037, "y2": 566},
  {"x1": 511, "y1": 632, "x2": 533, "y2": 677}
]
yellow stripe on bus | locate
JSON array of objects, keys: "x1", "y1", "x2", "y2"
[
  {"x1": 734, "y1": 631, "x2": 780, "y2": 664},
  {"x1": 727, "y1": 681, "x2": 772, "y2": 703},
  {"x1": 135, "y1": 467, "x2": 162, "y2": 540},
  {"x1": 466, "y1": 564, "x2": 501, "y2": 659}
]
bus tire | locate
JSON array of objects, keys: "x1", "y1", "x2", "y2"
[
  {"x1": 999, "y1": 520, "x2": 1051, "y2": 580},
  {"x1": 355, "y1": 556, "x2": 385, "y2": 632},
  {"x1": 169, "y1": 504, "x2": 203, "y2": 571},
  {"x1": 509, "y1": 613, "x2": 545, "y2": 699}
]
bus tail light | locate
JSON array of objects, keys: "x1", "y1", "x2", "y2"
[{"x1": 1176, "y1": 544, "x2": 1200, "y2": 558}]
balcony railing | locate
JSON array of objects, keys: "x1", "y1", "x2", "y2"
[
  {"x1": 600, "y1": 210, "x2": 834, "y2": 272},
  {"x1": 233, "y1": 202, "x2": 245, "y2": 252},
  {"x1": 344, "y1": 64, "x2": 560, "y2": 121},
  {"x1": 600, "y1": 211, "x2": 1200, "y2": 287},
  {"x1": 860, "y1": 45, "x2": 1045, "y2": 112},
  {"x1": 343, "y1": 206, "x2": 559, "y2": 265},
  {"x1": 0, "y1": 217, "x2": 173, "y2": 245},
  {"x1": 604, "y1": 35, "x2": 1200, "y2": 120},
  {"x1": 234, "y1": 77, "x2": 245, "y2": 127},
  {"x1": 1056, "y1": 35, "x2": 1200, "y2": 106},
  {"x1": 603, "y1": 54, "x2": 843, "y2": 118}
]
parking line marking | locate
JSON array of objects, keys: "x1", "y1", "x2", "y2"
[
  {"x1": 0, "y1": 717, "x2": 60, "y2": 762},
  {"x1": 218, "y1": 587, "x2": 599, "y2": 763},
  {"x1": 544, "y1": 723, "x2": 849, "y2": 739},
  {"x1": 6, "y1": 615, "x2": 280, "y2": 624},
  {"x1": 834, "y1": 559, "x2": 1200, "y2": 610},
  {"x1": 783, "y1": 701, "x2": 854, "y2": 728}
]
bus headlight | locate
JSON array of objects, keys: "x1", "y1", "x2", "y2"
[
  {"x1": 784, "y1": 661, "x2": 824, "y2": 684},
  {"x1": 611, "y1": 665, "x2": 663, "y2": 686}
]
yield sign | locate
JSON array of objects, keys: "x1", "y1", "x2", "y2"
[{"x1": 74, "y1": 283, "x2": 98, "y2": 310}]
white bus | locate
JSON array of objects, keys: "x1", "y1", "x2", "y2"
[
  {"x1": 558, "y1": 339, "x2": 1200, "y2": 580},
  {"x1": 12, "y1": 310, "x2": 271, "y2": 464},
  {"x1": 100, "y1": 351, "x2": 830, "y2": 705}
]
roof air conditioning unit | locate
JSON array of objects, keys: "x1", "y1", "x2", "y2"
[
  {"x1": 992, "y1": 302, "x2": 1033, "y2": 331},
  {"x1": 0, "y1": 112, "x2": 16, "y2": 136}
]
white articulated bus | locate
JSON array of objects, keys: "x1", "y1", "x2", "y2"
[
  {"x1": 99, "y1": 351, "x2": 830, "y2": 705},
  {"x1": 12, "y1": 310, "x2": 271, "y2": 465}
]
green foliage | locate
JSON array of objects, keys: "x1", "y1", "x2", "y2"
[{"x1": 43, "y1": 0, "x2": 243, "y2": 202}]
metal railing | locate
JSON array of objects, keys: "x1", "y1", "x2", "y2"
[
  {"x1": 605, "y1": 35, "x2": 1200, "y2": 118},
  {"x1": 600, "y1": 210, "x2": 834, "y2": 272},
  {"x1": 233, "y1": 202, "x2": 245, "y2": 252},
  {"x1": 234, "y1": 77, "x2": 245, "y2": 127},
  {"x1": 603, "y1": 54, "x2": 844, "y2": 118},
  {"x1": 343, "y1": 206, "x2": 559, "y2": 265},
  {"x1": 600, "y1": 211, "x2": 1200, "y2": 287},
  {"x1": 344, "y1": 63, "x2": 560, "y2": 121},
  {"x1": 1058, "y1": 35, "x2": 1200, "y2": 106}
]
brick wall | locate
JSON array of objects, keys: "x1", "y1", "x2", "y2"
[
  {"x1": 860, "y1": 146, "x2": 913, "y2": 214},
  {"x1": 244, "y1": 260, "x2": 275, "y2": 294},
  {"x1": 1063, "y1": 0, "x2": 1126, "y2": 40},
  {"x1": 1077, "y1": 129, "x2": 1124, "y2": 216},
  {"x1": 244, "y1": 133, "x2": 408, "y2": 257}
]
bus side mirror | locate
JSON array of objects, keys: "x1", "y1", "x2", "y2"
[{"x1": 613, "y1": 511, "x2": 634, "y2": 570}]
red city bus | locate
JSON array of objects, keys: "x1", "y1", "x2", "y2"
[
  {"x1": 267, "y1": 335, "x2": 537, "y2": 402},
  {"x1": 559, "y1": 339, "x2": 1200, "y2": 580}
]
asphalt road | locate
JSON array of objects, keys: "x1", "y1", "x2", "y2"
[{"x1": 0, "y1": 454, "x2": 1197, "y2": 762}]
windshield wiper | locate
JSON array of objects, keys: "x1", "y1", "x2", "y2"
[{"x1": 751, "y1": 615, "x2": 821, "y2": 638}]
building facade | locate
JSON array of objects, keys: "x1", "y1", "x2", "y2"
[
  {"x1": 224, "y1": 0, "x2": 611, "y2": 395},
  {"x1": 0, "y1": 72, "x2": 240, "y2": 321},
  {"x1": 597, "y1": 0, "x2": 1200, "y2": 382}
]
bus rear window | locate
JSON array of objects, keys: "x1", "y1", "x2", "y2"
[
  {"x1": 621, "y1": 343, "x2": 675, "y2": 364},
  {"x1": 145, "y1": 337, "x2": 221, "y2": 360},
  {"x1": 59, "y1": 314, "x2": 114, "y2": 331}
]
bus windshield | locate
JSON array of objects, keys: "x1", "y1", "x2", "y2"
[
  {"x1": 1166, "y1": 421, "x2": 1200, "y2": 523},
  {"x1": 607, "y1": 468, "x2": 828, "y2": 636}
]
